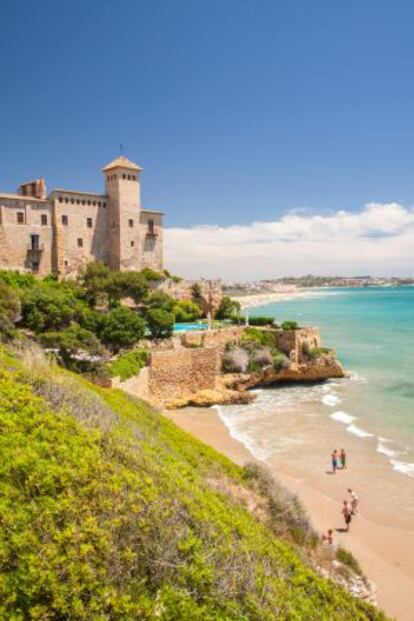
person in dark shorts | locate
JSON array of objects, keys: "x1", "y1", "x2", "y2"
[
  {"x1": 340, "y1": 448, "x2": 347, "y2": 469},
  {"x1": 332, "y1": 449, "x2": 338, "y2": 474},
  {"x1": 342, "y1": 500, "x2": 352, "y2": 531}
]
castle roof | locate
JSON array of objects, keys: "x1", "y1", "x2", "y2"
[{"x1": 102, "y1": 156, "x2": 142, "y2": 172}]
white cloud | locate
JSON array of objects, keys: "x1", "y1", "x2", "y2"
[{"x1": 164, "y1": 202, "x2": 414, "y2": 281}]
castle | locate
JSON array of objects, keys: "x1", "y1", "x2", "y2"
[{"x1": 0, "y1": 156, "x2": 163, "y2": 277}]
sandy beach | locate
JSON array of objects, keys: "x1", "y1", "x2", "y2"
[
  {"x1": 232, "y1": 288, "x2": 303, "y2": 309},
  {"x1": 165, "y1": 406, "x2": 414, "y2": 621}
]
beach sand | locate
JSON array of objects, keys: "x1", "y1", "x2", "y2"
[{"x1": 165, "y1": 406, "x2": 414, "y2": 621}]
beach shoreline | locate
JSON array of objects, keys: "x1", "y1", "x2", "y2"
[{"x1": 165, "y1": 405, "x2": 414, "y2": 621}]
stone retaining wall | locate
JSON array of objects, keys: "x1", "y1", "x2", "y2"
[{"x1": 149, "y1": 347, "x2": 220, "y2": 404}]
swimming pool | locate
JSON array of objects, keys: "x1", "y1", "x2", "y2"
[{"x1": 173, "y1": 322, "x2": 208, "y2": 332}]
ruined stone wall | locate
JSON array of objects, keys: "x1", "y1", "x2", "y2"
[
  {"x1": 111, "y1": 367, "x2": 151, "y2": 401},
  {"x1": 149, "y1": 348, "x2": 220, "y2": 404},
  {"x1": 273, "y1": 327, "x2": 321, "y2": 363},
  {"x1": 181, "y1": 326, "x2": 244, "y2": 354}
]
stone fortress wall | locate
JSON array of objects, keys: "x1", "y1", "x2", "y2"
[
  {"x1": 0, "y1": 156, "x2": 164, "y2": 278},
  {"x1": 112, "y1": 325, "x2": 326, "y2": 407}
]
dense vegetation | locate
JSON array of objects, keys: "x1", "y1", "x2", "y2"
[
  {"x1": 223, "y1": 327, "x2": 291, "y2": 373},
  {"x1": 0, "y1": 345, "x2": 386, "y2": 620},
  {"x1": 0, "y1": 265, "x2": 205, "y2": 377}
]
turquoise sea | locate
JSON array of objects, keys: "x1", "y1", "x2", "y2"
[{"x1": 215, "y1": 287, "x2": 414, "y2": 497}]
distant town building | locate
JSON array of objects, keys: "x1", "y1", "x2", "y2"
[{"x1": 0, "y1": 156, "x2": 163, "y2": 277}]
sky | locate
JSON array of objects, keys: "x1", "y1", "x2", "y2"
[{"x1": 1, "y1": 0, "x2": 414, "y2": 279}]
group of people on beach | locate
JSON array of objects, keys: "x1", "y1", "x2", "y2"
[
  {"x1": 322, "y1": 448, "x2": 360, "y2": 544},
  {"x1": 323, "y1": 488, "x2": 359, "y2": 544}
]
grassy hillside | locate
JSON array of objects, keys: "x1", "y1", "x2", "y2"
[{"x1": 0, "y1": 346, "x2": 387, "y2": 620}]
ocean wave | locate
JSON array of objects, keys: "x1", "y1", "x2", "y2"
[
  {"x1": 390, "y1": 459, "x2": 414, "y2": 478},
  {"x1": 212, "y1": 405, "x2": 273, "y2": 462},
  {"x1": 330, "y1": 411, "x2": 356, "y2": 424},
  {"x1": 322, "y1": 394, "x2": 342, "y2": 407},
  {"x1": 346, "y1": 424, "x2": 373, "y2": 438},
  {"x1": 376, "y1": 440, "x2": 398, "y2": 458}
]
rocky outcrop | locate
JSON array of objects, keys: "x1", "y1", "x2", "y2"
[
  {"x1": 225, "y1": 353, "x2": 345, "y2": 393},
  {"x1": 166, "y1": 386, "x2": 255, "y2": 409},
  {"x1": 166, "y1": 354, "x2": 345, "y2": 409}
]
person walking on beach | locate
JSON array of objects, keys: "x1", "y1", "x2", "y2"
[
  {"x1": 342, "y1": 500, "x2": 352, "y2": 531},
  {"x1": 322, "y1": 529, "x2": 334, "y2": 545},
  {"x1": 332, "y1": 449, "x2": 338, "y2": 474},
  {"x1": 348, "y1": 488, "x2": 359, "y2": 514},
  {"x1": 339, "y1": 448, "x2": 347, "y2": 469}
]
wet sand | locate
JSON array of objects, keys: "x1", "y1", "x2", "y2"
[{"x1": 165, "y1": 406, "x2": 414, "y2": 621}]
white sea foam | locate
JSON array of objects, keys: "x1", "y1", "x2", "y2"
[
  {"x1": 330, "y1": 411, "x2": 356, "y2": 424},
  {"x1": 346, "y1": 424, "x2": 373, "y2": 438},
  {"x1": 390, "y1": 460, "x2": 414, "y2": 478},
  {"x1": 322, "y1": 394, "x2": 342, "y2": 407},
  {"x1": 212, "y1": 405, "x2": 272, "y2": 461},
  {"x1": 376, "y1": 441, "x2": 398, "y2": 458}
]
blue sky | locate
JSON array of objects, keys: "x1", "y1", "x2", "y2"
[
  {"x1": 1, "y1": 0, "x2": 414, "y2": 228},
  {"x1": 2, "y1": 1, "x2": 414, "y2": 279}
]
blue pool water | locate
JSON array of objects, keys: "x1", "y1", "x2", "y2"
[{"x1": 174, "y1": 322, "x2": 208, "y2": 332}]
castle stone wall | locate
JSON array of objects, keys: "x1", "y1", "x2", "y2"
[{"x1": 0, "y1": 157, "x2": 164, "y2": 277}]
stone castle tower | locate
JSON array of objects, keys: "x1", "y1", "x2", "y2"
[{"x1": 0, "y1": 156, "x2": 164, "y2": 277}]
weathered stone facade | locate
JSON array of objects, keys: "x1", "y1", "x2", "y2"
[{"x1": 0, "y1": 156, "x2": 163, "y2": 277}]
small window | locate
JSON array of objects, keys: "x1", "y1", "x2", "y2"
[
  {"x1": 122, "y1": 174, "x2": 126, "y2": 180},
  {"x1": 103, "y1": 202, "x2": 106, "y2": 208},
  {"x1": 98, "y1": 201, "x2": 101, "y2": 207},
  {"x1": 81, "y1": 200, "x2": 85, "y2": 205},
  {"x1": 70, "y1": 198, "x2": 74, "y2": 204},
  {"x1": 77, "y1": 238, "x2": 83, "y2": 248},
  {"x1": 65, "y1": 198, "x2": 69, "y2": 203},
  {"x1": 148, "y1": 219, "x2": 155, "y2": 235},
  {"x1": 62, "y1": 215, "x2": 68, "y2": 226},
  {"x1": 17, "y1": 212, "x2": 25, "y2": 224},
  {"x1": 87, "y1": 217, "x2": 93, "y2": 228},
  {"x1": 128, "y1": 219, "x2": 134, "y2": 227},
  {"x1": 130, "y1": 240, "x2": 135, "y2": 247},
  {"x1": 41, "y1": 214, "x2": 47, "y2": 226},
  {"x1": 58, "y1": 196, "x2": 63, "y2": 203},
  {"x1": 76, "y1": 199, "x2": 79, "y2": 205},
  {"x1": 64, "y1": 260, "x2": 68, "y2": 267},
  {"x1": 87, "y1": 200, "x2": 91, "y2": 206}
]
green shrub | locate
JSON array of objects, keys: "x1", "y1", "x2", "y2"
[
  {"x1": 0, "y1": 270, "x2": 36, "y2": 289},
  {"x1": 105, "y1": 271, "x2": 149, "y2": 304},
  {"x1": 0, "y1": 348, "x2": 387, "y2": 621},
  {"x1": 336, "y1": 547, "x2": 363, "y2": 576},
  {"x1": 306, "y1": 346, "x2": 331, "y2": 359},
  {"x1": 101, "y1": 307, "x2": 145, "y2": 351},
  {"x1": 241, "y1": 327, "x2": 277, "y2": 348},
  {"x1": 248, "y1": 316, "x2": 275, "y2": 326},
  {"x1": 282, "y1": 320, "x2": 299, "y2": 331},
  {"x1": 215, "y1": 296, "x2": 241, "y2": 319},
  {"x1": 20, "y1": 283, "x2": 86, "y2": 332},
  {"x1": 140, "y1": 267, "x2": 165, "y2": 282},
  {"x1": 273, "y1": 351, "x2": 291, "y2": 371},
  {"x1": 173, "y1": 299, "x2": 203, "y2": 322},
  {"x1": 146, "y1": 307, "x2": 175, "y2": 339},
  {"x1": 0, "y1": 281, "x2": 20, "y2": 340},
  {"x1": 108, "y1": 350, "x2": 149, "y2": 381},
  {"x1": 146, "y1": 290, "x2": 175, "y2": 312}
]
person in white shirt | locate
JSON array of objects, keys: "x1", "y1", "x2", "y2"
[{"x1": 347, "y1": 488, "x2": 359, "y2": 514}]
